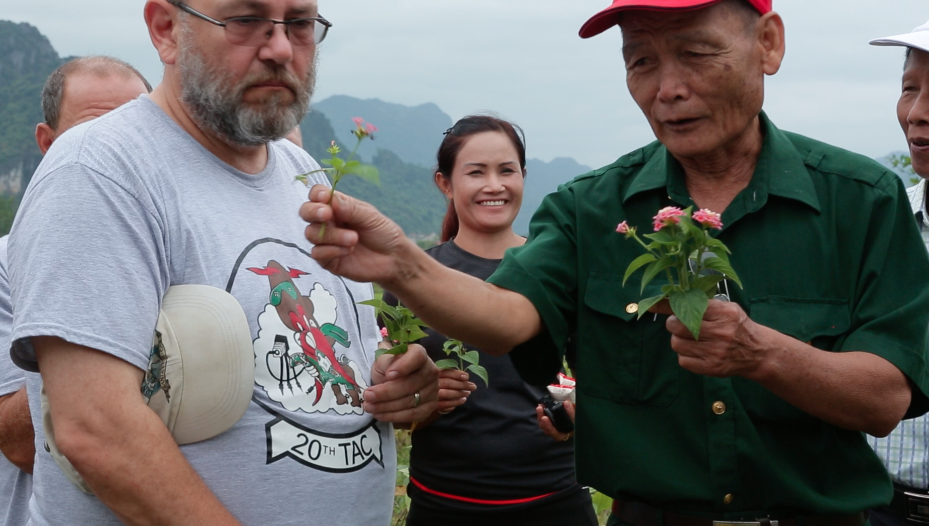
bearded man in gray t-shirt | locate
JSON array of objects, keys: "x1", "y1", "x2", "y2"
[{"x1": 7, "y1": 1, "x2": 439, "y2": 525}]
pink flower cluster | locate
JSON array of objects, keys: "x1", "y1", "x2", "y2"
[
  {"x1": 693, "y1": 209, "x2": 723, "y2": 230},
  {"x1": 652, "y1": 207, "x2": 685, "y2": 231},
  {"x1": 352, "y1": 117, "x2": 378, "y2": 139},
  {"x1": 380, "y1": 327, "x2": 389, "y2": 339},
  {"x1": 616, "y1": 221, "x2": 631, "y2": 234}
]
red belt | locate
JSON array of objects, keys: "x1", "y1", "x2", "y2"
[{"x1": 409, "y1": 476, "x2": 556, "y2": 506}]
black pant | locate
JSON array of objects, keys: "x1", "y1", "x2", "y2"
[
  {"x1": 405, "y1": 484, "x2": 598, "y2": 526},
  {"x1": 871, "y1": 508, "x2": 912, "y2": 526}
]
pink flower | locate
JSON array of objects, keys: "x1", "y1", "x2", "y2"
[
  {"x1": 352, "y1": 117, "x2": 364, "y2": 126},
  {"x1": 380, "y1": 327, "x2": 389, "y2": 339},
  {"x1": 365, "y1": 123, "x2": 378, "y2": 134},
  {"x1": 692, "y1": 209, "x2": 723, "y2": 230},
  {"x1": 652, "y1": 206, "x2": 685, "y2": 231},
  {"x1": 616, "y1": 221, "x2": 630, "y2": 234}
]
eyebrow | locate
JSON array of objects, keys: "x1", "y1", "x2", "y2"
[
  {"x1": 463, "y1": 161, "x2": 519, "y2": 168},
  {"x1": 220, "y1": 0, "x2": 315, "y2": 17}
]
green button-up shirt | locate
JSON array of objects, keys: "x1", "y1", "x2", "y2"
[{"x1": 487, "y1": 113, "x2": 929, "y2": 516}]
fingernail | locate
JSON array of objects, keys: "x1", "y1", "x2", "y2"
[
  {"x1": 341, "y1": 232, "x2": 353, "y2": 245},
  {"x1": 459, "y1": 373, "x2": 468, "y2": 380},
  {"x1": 469, "y1": 383, "x2": 477, "y2": 390},
  {"x1": 364, "y1": 391, "x2": 377, "y2": 403},
  {"x1": 316, "y1": 208, "x2": 326, "y2": 221},
  {"x1": 386, "y1": 371, "x2": 399, "y2": 381}
]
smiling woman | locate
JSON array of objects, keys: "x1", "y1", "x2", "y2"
[{"x1": 382, "y1": 115, "x2": 599, "y2": 526}]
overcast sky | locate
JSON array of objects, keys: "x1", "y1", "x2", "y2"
[{"x1": 5, "y1": 1, "x2": 929, "y2": 169}]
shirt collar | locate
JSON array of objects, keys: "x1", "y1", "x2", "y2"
[
  {"x1": 623, "y1": 112, "x2": 821, "y2": 214},
  {"x1": 909, "y1": 178, "x2": 926, "y2": 223}
]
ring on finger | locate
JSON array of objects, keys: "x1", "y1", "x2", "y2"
[{"x1": 412, "y1": 392, "x2": 422, "y2": 408}]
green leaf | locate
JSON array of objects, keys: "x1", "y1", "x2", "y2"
[
  {"x1": 643, "y1": 230, "x2": 677, "y2": 245},
  {"x1": 707, "y1": 245, "x2": 732, "y2": 264},
  {"x1": 669, "y1": 289, "x2": 709, "y2": 340},
  {"x1": 353, "y1": 164, "x2": 380, "y2": 186},
  {"x1": 623, "y1": 253, "x2": 658, "y2": 285},
  {"x1": 702, "y1": 258, "x2": 743, "y2": 288},
  {"x1": 461, "y1": 350, "x2": 480, "y2": 365},
  {"x1": 443, "y1": 340, "x2": 463, "y2": 355},
  {"x1": 435, "y1": 359, "x2": 460, "y2": 370},
  {"x1": 404, "y1": 326, "x2": 429, "y2": 342},
  {"x1": 692, "y1": 274, "x2": 726, "y2": 295},
  {"x1": 467, "y1": 364, "x2": 490, "y2": 387},
  {"x1": 375, "y1": 343, "x2": 409, "y2": 359},
  {"x1": 329, "y1": 156, "x2": 346, "y2": 170},
  {"x1": 704, "y1": 237, "x2": 732, "y2": 254},
  {"x1": 635, "y1": 292, "x2": 670, "y2": 319},
  {"x1": 641, "y1": 256, "x2": 676, "y2": 292}
]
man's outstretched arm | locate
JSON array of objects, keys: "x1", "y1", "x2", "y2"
[
  {"x1": 36, "y1": 337, "x2": 242, "y2": 526},
  {"x1": 0, "y1": 386, "x2": 35, "y2": 473},
  {"x1": 300, "y1": 186, "x2": 542, "y2": 355}
]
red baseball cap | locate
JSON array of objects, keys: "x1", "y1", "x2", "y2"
[{"x1": 579, "y1": 0, "x2": 773, "y2": 39}]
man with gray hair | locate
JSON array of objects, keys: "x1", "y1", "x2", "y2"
[
  {"x1": 7, "y1": 1, "x2": 439, "y2": 525},
  {"x1": 866, "y1": 19, "x2": 929, "y2": 526},
  {"x1": 0, "y1": 55, "x2": 150, "y2": 526}
]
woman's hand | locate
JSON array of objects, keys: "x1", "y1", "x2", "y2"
[
  {"x1": 536, "y1": 401, "x2": 575, "y2": 442},
  {"x1": 436, "y1": 369, "x2": 477, "y2": 415}
]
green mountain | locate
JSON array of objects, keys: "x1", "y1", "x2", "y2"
[
  {"x1": 298, "y1": 110, "x2": 446, "y2": 238},
  {"x1": 0, "y1": 21, "x2": 65, "y2": 198},
  {"x1": 314, "y1": 95, "x2": 452, "y2": 169}
]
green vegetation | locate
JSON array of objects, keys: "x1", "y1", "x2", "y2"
[
  {"x1": 300, "y1": 110, "x2": 446, "y2": 237},
  {"x1": 0, "y1": 21, "x2": 65, "y2": 198}
]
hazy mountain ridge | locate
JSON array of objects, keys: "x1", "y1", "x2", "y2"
[{"x1": 0, "y1": 21, "x2": 66, "y2": 197}]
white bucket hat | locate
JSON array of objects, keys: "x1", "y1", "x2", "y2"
[
  {"x1": 42, "y1": 285, "x2": 255, "y2": 494},
  {"x1": 870, "y1": 18, "x2": 929, "y2": 53}
]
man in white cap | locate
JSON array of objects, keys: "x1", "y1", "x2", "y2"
[
  {"x1": 867, "y1": 20, "x2": 929, "y2": 526},
  {"x1": 0, "y1": 55, "x2": 150, "y2": 526},
  {"x1": 301, "y1": 0, "x2": 929, "y2": 524},
  {"x1": 6, "y1": 1, "x2": 439, "y2": 525}
]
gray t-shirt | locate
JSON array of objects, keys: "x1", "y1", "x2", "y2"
[
  {"x1": 0, "y1": 236, "x2": 31, "y2": 526},
  {"x1": 9, "y1": 97, "x2": 394, "y2": 525}
]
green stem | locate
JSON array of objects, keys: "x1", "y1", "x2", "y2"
[{"x1": 320, "y1": 137, "x2": 366, "y2": 237}]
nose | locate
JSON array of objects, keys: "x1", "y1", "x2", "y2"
[
  {"x1": 909, "y1": 90, "x2": 929, "y2": 127},
  {"x1": 485, "y1": 172, "x2": 506, "y2": 193},
  {"x1": 258, "y1": 23, "x2": 295, "y2": 65},
  {"x1": 655, "y1": 62, "x2": 690, "y2": 103}
]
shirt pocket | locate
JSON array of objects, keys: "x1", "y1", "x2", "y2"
[
  {"x1": 749, "y1": 296, "x2": 850, "y2": 350},
  {"x1": 580, "y1": 272, "x2": 681, "y2": 407}
]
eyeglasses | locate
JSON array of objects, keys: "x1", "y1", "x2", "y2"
[{"x1": 170, "y1": 1, "x2": 331, "y2": 46}]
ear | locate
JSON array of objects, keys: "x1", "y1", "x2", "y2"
[
  {"x1": 435, "y1": 172, "x2": 453, "y2": 199},
  {"x1": 757, "y1": 12, "x2": 786, "y2": 76},
  {"x1": 145, "y1": 0, "x2": 181, "y2": 65},
  {"x1": 35, "y1": 123, "x2": 56, "y2": 155}
]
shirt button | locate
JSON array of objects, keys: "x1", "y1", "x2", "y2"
[
  {"x1": 712, "y1": 401, "x2": 726, "y2": 415},
  {"x1": 723, "y1": 494, "x2": 734, "y2": 505},
  {"x1": 625, "y1": 303, "x2": 639, "y2": 314}
]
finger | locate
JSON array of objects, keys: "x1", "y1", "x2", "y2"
[
  {"x1": 535, "y1": 405, "x2": 567, "y2": 441},
  {"x1": 383, "y1": 344, "x2": 433, "y2": 382},
  {"x1": 309, "y1": 184, "x2": 333, "y2": 203},
  {"x1": 304, "y1": 222, "x2": 359, "y2": 248},
  {"x1": 437, "y1": 396, "x2": 468, "y2": 411},
  {"x1": 364, "y1": 350, "x2": 438, "y2": 412},
  {"x1": 437, "y1": 388, "x2": 471, "y2": 401},
  {"x1": 299, "y1": 200, "x2": 332, "y2": 225},
  {"x1": 437, "y1": 377, "x2": 476, "y2": 392},
  {"x1": 563, "y1": 401, "x2": 576, "y2": 422},
  {"x1": 665, "y1": 315, "x2": 695, "y2": 340}
]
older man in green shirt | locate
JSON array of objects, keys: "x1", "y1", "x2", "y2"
[{"x1": 300, "y1": 0, "x2": 929, "y2": 522}]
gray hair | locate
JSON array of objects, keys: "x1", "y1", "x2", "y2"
[{"x1": 41, "y1": 56, "x2": 152, "y2": 129}]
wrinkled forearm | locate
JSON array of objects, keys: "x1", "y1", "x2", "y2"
[
  {"x1": 381, "y1": 239, "x2": 541, "y2": 355},
  {"x1": 747, "y1": 324, "x2": 911, "y2": 436},
  {"x1": 0, "y1": 387, "x2": 35, "y2": 473}
]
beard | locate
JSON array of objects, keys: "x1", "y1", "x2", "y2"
[{"x1": 176, "y1": 23, "x2": 316, "y2": 147}]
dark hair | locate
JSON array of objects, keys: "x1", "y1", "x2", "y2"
[
  {"x1": 906, "y1": 47, "x2": 914, "y2": 70},
  {"x1": 435, "y1": 115, "x2": 527, "y2": 242},
  {"x1": 42, "y1": 56, "x2": 152, "y2": 129}
]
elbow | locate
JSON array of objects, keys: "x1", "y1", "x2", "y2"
[
  {"x1": 52, "y1": 416, "x2": 111, "y2": 473},
  {"x1": 866, "y1": 388, "x2": 911, "y2": 438}
]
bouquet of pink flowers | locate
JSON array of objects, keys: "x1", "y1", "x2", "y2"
[{"x1": 618, "y1": 206, "x2": 742, "y2": 340}]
